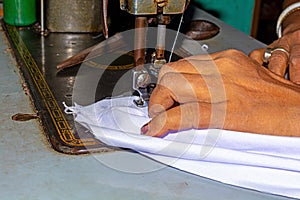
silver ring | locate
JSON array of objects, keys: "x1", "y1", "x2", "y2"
[{"x1": 263, "y1": 47, "x2": 289, "y2": 63}]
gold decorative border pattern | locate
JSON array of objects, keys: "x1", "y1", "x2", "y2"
[{"x1": 6, "y1": 24, "x2": 99, "y2": 147}]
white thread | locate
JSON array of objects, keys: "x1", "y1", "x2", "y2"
[
  {"x1": 62, "y1": 102, "x2": 77, "y2": 114},
  {"x1": 169, "y1": 14, "x2": 184, "y2": 63}
]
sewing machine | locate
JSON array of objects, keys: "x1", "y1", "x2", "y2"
[
  {"x1": 56, "y1": 0, "x2": 192, "y2": 106},
  {"x1": 11, "y1": 1, "x2": 258, "y2": 154},
  {"x1": 118, "y1": 0, "x2": 189, "y2": 91},
  {"x1": 116, "y1": 0, "x2": 222, "y2": 107},
  {"x1": 97, "y1": 0, "x2": 189, "y2": 106},
  {"x1": 4, "y1": 5, "x2": 275, "y2": 199}
]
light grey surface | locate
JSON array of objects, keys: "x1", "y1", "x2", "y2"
[{"x1": 0, "y1": 10, "x2": 296, "y2": 200}]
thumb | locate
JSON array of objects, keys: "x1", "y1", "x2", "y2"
[{"x1": 141, "y1": 102, "x2": 213, "y2": 137}]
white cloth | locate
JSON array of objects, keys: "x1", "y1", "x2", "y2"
[{"x1": 65, "y1": 96, "x2": 300, "y2": 198}]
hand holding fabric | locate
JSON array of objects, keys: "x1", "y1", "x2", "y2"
[{"x1": 143, "y1": 49, "x2": 300, "y2": 137}]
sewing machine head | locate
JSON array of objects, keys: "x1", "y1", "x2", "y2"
[
  {"x1": 116, "y1": 0, "x2": 190, "y2": 106},
  {"x1": 119, "y1": 0, "x2": 188, "y2": 15}
]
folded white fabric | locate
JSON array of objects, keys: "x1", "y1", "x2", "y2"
[{"x1": 65, "y1": 96, "x2": 300, "y2": 198}]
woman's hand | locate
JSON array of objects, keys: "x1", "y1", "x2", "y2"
[
  {"x1": 142, "y1": 49, "x2": 300, "y2": 137},
  {"x1": 250, "y1": 29, "x2": 300, "y2": 84},
  {"x1": 250, "y1": 4, "x2": 300, "y2": 84}
]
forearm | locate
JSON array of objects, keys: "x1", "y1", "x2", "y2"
[{"x1": 282, "y1": 0, "x2": 300, "y2": 35}]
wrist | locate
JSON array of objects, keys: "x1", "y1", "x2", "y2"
[
  {"x1": 282, "y1": 11, "x2": 300, "y2": 35},
  {"x1": 276, "y1": 2, "x2": 300, "y2": 37},
  {"x1": 283, "y1": 0, "x2": 300, "y2": 9}
]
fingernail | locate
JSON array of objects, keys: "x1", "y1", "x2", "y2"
[{"x1": 141, "y1": 123, "x2": 149, "y2": 135}]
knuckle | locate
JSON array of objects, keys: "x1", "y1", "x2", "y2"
[
  {"x1": 291, "y1": 29, "x2": 300, "y2": 38},
  {"x1": 149, "y1": 103, "x2": 166, "y2": 118},
  {"x1": 290, "y1": 56, "x2": 300, "y2": 68},
  {"x1": 159, "y1": 72, "x2": 177, "y2": 85},
  {"x1": 159, "y1": 64, "x2": 171, "y2": 75},
  {"x1": 249, "y1": 49, "x2": 260, "y2": 57},
  {"x1": 224, "y1": 49, "x2": 244, "y2": 56},
  {"x1": 269, "y1": 51, "x2": 288, "y2": 62},
  {"x1": 158, "y1": 63, "x2": 180, "y2": 80}
]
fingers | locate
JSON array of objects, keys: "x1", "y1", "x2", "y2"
[
  {"x1": 262, "y1": 38, "x2": 290, "y2": 77},
  {"x1": 250, "y1": 46, "x2": 300, "y2": 83},
  {"x1": 149, "y1": 70, "x2": 228, "y2": 118},
  {"x1": 149, "y1": 72, "x2": 211, "y2": 118},
  {"x1": 143, "y1": 101, "x2": 228, "y2": 137},
  {"x1": 148, "y1": 83, "x2": 177, "y2": 118},
  {"x1": 158, "y1": 56, "x2": 217, "y2": 81},
  {"x1": 142, "y1": 102, "x2": 211, "y2": 137},
  {"x1": 268, "y1": 48, "x2": 290, "y2": 77},
  {"x1": 250, "y1": 40, "x2": 290, "y2": 77},
  {"x1": 289, "y1": 44, "x2": 300, "y2": 84},
  {"x1": 157, "y1": 50, "x2": 231, "y2": 81}
]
